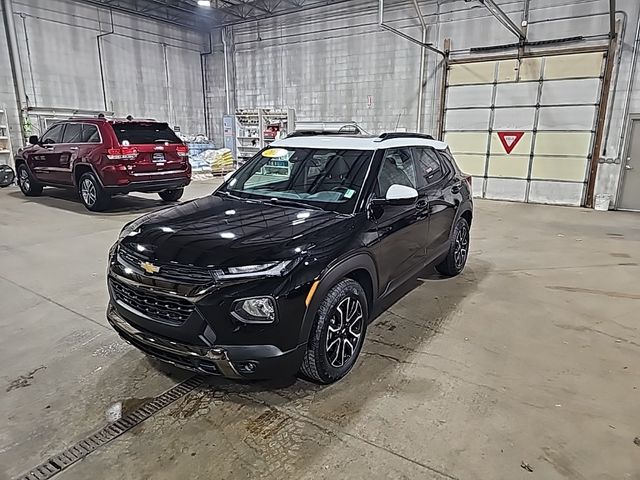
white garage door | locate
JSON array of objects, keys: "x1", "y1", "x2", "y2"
[{"x1": 443, "y1": 50, "x2": 606, "y2": 206}]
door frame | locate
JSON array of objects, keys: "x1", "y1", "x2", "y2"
[{"x1": 614, "y1": 114, "x2": 640, "y2": 211}]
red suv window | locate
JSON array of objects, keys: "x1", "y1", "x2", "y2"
[{"x1": 111, "y1": 122, "x2": 181, "y2": 144}]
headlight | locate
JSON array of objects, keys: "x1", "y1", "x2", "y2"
[
  {"x1": 118, "y1": 216, "x2": 147, "y2": 239},
  {"x1": 232, "y1": 297, "x2": 276, "y2": 324},
  {"x1": 216, "y1": 260, "x2": 295, "y2": 279}
]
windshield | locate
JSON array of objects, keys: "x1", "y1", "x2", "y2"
[
  {"x1": 112, "y1": 122, "x2": 181, "y2": 144},
  {"x1": 221, "y1": 147, "x2": 374, "y2": 214}
]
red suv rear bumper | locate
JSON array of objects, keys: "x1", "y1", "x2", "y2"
[{"x1": 100, "y1": 164, "x2": 191, "y2": 193}]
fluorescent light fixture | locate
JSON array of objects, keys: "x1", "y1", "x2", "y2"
[{"x1": 197, "y1": 0, "x2": 211, "y2": 6}]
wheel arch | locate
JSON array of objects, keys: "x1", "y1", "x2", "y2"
[
  {"x1": 298, "y1": 253, "x2": 378, "y2": 345},
  {"x1": 73, "y1": 163, "x2": 102, "y2": 187}
]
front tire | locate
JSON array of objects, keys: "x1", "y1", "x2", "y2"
[
  {"x1": 159, "y1": 188, "x2": 184, "y2": 202},
  {"x1": 436, "y1": 217, "x2": 470, "y2": 277},
  {"x1": 300, "y1": 278, "x2": 368, "y2": 384},
  {"x1": 78, "y1": 172, "x2": 110, "y2": 211},
  {"x1": 17, "y1": 164, "x2": 43, "y2": 196}
]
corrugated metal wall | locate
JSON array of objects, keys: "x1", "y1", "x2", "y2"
[
  {"x1": 206, "y1": 0, "x2": 640, "y2": 206},
  {"x1": 3, "y1": 0, "x2": 640, "y2": 206},
  {"x1": 0, "y1": 0, "x2": 207, "y2": 151}
]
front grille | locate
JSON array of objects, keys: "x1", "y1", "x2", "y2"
[
  {"x1": 110, "y1": 278, "x2": 195, "y2": 325},
  {"x1": 118, "y1": 245, "x2": 215, "y2": 284}
]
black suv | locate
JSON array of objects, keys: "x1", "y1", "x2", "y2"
[{"x1": 107, "y1": 132, "x2": 473, "y2": 384}]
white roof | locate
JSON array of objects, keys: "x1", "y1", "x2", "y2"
[{"x1": 271, "y1": 135, "x2": 448, "y2": 151}]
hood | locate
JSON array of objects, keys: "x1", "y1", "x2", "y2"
[{"x1": 118, "y1": 194, "x2": 355, "y2": 268}]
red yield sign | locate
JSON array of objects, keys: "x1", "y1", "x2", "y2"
[{"x1": 497, "y1": 131, "x2": 525, "y2": 154}]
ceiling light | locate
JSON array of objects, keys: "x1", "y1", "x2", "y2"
[{"x1": 197, "y1": 0, "x2": 211, "y2": 6}]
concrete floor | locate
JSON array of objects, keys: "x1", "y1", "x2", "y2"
[{"x1": 1, "y1": 181, "x2": 639, "y2": 480}]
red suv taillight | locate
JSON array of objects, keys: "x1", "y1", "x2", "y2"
[
  {"x1": 464, "y1": 174, "x2": 472, "y2": 189},
  {"x1": 107, "y1": 147, "x2": 138, "y2": 160},
  {"x1": 176, "y1": 145, "x2": 189, "y2": 158}
]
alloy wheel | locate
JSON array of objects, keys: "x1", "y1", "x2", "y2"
[
  {"x1": 325, "y1": 296, "x2": 364, "y2": 368},
  {"x1": 454, "y1": 223, "x2": 469, "y2": 269},
  {"x1": 19, "y1": 168, "x2": 30, "y2": 192},
  {"x1": 81, "y1": 178, "x2": 97, "y2": 206}
]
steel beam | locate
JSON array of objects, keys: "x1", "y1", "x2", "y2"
[{"x1": 479, "y1": 0, "x2": 525, "y2": 41}]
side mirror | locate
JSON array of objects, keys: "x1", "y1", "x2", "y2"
[
  {"x1": 372, "y1": 184, "x2": 418, "y2": 206},
  {"x1": 28, "y1": 135, "x2": 39, "y2": 145},
  {"x1": 223, "y1": 170, "x2": 236, "y2": 182}
]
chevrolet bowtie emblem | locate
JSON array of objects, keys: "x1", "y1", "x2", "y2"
[{"x1": 140, "y1": 261, "x2": 160, "y2": 274}]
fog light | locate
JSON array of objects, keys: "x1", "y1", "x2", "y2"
[
  {"x1": 232, "y1": 297, "x2": 277, "y2": 324},
  {"x1": 236, "y1": 361, "x2": 258, "y2": 374}
]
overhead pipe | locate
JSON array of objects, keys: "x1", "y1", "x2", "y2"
[
  {"x1": 378, "y1": 0, "x2": 447, "y2": 132},
  {"x1": 412, "y1": 0, "x2": 427, "y2": 132},
  {"x1": 615, "y1": 4, "x2": 640, "y2": 160},
  {"x1": 200, "y1": 32, "x2": 213, "y2": 139},
  {"x1": 585, "y1": 0, "x2": 618, "y2": 207},
  {"x1": 96, "y1": 8, "x2": 115, "y2": 112},
  {"x1": 378, "y1": 0, "x2": 446, "y2": 58},
  {"x1": 602, "y1": 10, "x2": 627, "y2": 156},
  {"x1": 221, "y1": 27, "x2": 232, "y2": 115},
  {"x1": 2, "y1": 0, "x2": 27, "y2": 146}
]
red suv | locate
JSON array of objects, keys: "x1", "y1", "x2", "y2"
[{"x1": 15, "y1": 118, "x2": 191, "y2": 211}]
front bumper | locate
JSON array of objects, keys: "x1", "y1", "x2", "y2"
[{"x1": 107, "y1": 304, "x2": 306, "y2": 379}]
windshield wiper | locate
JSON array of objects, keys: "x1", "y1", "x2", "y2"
[{"x1": 265, "y1": 197, "x2": 324, "y2": 211}]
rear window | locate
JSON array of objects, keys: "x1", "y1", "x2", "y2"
[{"x1": 111, "y1": 122, "x2": 181, "y2": 145}]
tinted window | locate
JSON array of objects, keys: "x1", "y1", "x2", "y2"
[
  {"x1": 62, "y1": 123, "x2": 83, "y2": 143},
  {"x1": 413, "y1": 147, "x2": 446, "y2": 187},
  {"x1": 223, "y1": 147, "x2": 373, "y2": 214},
  {"x1": 377, "y1": 147, "x2": 417, "y2": 195},
  {"x1": 41, "y1": 124, "x2": 65, "y2": 144},
  {"x1": 82, "y1": 124, "x2": 100, "y2": 143},
  {"x1": 112, "y1": 122, "x2": 180, "y2": 144}
]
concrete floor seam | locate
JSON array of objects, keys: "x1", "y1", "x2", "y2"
[
  {"x1": 0, "y1": 273, "x2": 111, "y2": 332},
  {"x1": 235, "y1": 391, "x2": 461, "y2": 480}
]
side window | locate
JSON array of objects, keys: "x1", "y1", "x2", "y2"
[
  {"x1": 377, "y1": 148, "x2": 417, "y2": 196},
  {"x1": 62, "y1": 123, "x2": 83, "y2": 143},
  {"x1": 81, "y1": 124, "x2": 100, "y2": 143},
  {"x1": 40, "y1": 124, "x2": 65, "y2": 145},
  {"x1": 413, "y1": 147, "x2": 446, "y2": 188}
]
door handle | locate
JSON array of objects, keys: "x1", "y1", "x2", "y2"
[
  {"x1": 69, "y1": 146, "x2": 79, "y2": 151},
  {"x1": 43, "y1": 145, "x2": 54, "y2": 150}
]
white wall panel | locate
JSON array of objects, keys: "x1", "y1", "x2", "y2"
[
  {"x1": 540, "y1": 78, "x2": 601, "y2": 105},
  {"x1": 445, "y1": 109, "x2": 491, "y2": 131},
  {"x1": 538, "y1": 106, "x2": 597, "y2": 131},
  {"x1": 493, "y1": 108, "x2": 536, "y2": 130},
  {"x1": 485, "y1": 178, "x2": 527, "y2": 201},
  {"x1": 449, "y1": 62, "x2": 495, "y2": 85},
  {"x1": 494, "y1": 82, "x2": 539, "y2": 106},
  {"x1": 528, "y1": 181, "x2": 584, "y2": 206},
  {"x1": 446, "y1": 85, "x2": 493, "y2": 108}
]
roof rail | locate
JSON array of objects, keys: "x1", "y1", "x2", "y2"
[
  {"x1": 377, "y1": 132, "x2": 435, "y2": 141},
  {"x1": 287, "y1": 126, "x2": 365, "y2": 138}
]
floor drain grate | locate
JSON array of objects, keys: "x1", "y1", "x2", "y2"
[{"x1": 16, "y1": 376, "x2": 204, "y2": 480}]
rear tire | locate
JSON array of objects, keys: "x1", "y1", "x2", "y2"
[
  {"x1": 436, "y1": 217, "x2": 470, "y2": 277},
  {"x1": 159, "y1": 188, "x2": 184, "y2": 202},
  {"x1": 78, "y1": 172, "x2": 110, "y2": 212},
  {"x1": 300, "y1": 278, "x2": 368, "y2": 384},
  {"x1": 17, "y1": 164, "x2": 43, "y2": 197}
]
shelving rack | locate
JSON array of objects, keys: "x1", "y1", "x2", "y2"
[
  {"x1": 233, "y1": 108, "x2": 295, "y2": 167},
  {"x1": 0, "y1": 107, "x2": 14, "y2": 168}
]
